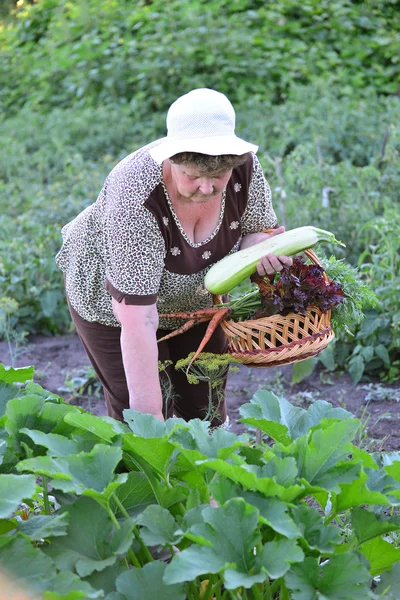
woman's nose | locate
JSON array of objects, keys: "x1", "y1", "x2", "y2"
[{"x1": 198, "y1": 179, "x2": 214, "y2": 195}]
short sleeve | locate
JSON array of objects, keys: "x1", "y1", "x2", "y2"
[
  {"x1": 104, "y1": 203, "x2": 166, "y2": 305},
  {"x1": 241, "y1": 154, "x2": 278, "y2": 235}
]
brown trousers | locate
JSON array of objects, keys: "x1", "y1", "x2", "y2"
[{"x1": 67, "y1": 299, "x2": 228, "y2": 427}]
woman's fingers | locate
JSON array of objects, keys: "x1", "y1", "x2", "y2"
[
  {"x1": 268, "y1": 225, "x2": 285, "y2": 237},
  {"x1": 256, "y1": 253, "x2": 293, "y2": 276}
]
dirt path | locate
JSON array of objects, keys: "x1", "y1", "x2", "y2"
[{"x1": 1, "y1": 333, "x2": 399, "y2": 449}]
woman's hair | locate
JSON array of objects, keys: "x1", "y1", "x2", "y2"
[{"x1": 169, "y1": 151, "x2": 250, "y2": 176}]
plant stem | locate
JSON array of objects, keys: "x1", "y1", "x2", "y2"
[
  {"x1": 202, "y1": 575, "x2": 217, "y2": 600},
  {"x1": 42, "y1": 476, "x2": 51, "y2": 515},
  {"x1": 112, "y1": 494, "x2": 154, "y2": 563},
  {"x1": 250, "y1": 583, "x2": 264, "y2": 600},
  {"x1": 107, "y1": 504, "x2": 141, "y2": 568}
]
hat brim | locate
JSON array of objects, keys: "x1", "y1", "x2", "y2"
[{"x1": 148, "y1": 135, "x2": 258, "y2": 165}]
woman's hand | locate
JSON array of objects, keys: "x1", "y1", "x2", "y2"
[{"x1": 240, "y1": 226, "x2": 293, "y2": 277}]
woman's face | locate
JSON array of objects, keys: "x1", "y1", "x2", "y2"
[{"x1": 170, "y1": 162, "x2": 232, "y2": 203}]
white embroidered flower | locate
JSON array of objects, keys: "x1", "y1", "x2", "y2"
[
  {"x1": 202, "y1": 251, "x2": 212, "y2": 260},
  {"x1": 162, "y1": 216, "x2": 169, "y2": 226},
  {"x1": 170, "y1": 247, "x2": 181, "y2": 256},
  {"x1": 234, "y1": 183, "x2": 242, "y2": 192},
  {"x1": 230, "y1": 221, "x2": 239, "y2": 230}
]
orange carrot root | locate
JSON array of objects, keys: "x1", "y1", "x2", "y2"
[
  {"x1": 157, "y1": 317, "x2": 210, "y2": 343},
  {"x1": 186, "y1": 307, "x2": 232, "y2": 373}
]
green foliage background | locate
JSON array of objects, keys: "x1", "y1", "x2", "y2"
[{"x1": 0, "y1": 0, "x2": 399, "y2": 381}]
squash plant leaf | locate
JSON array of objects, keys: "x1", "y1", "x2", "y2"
[
  {"x1": 181, "y1": 418, "x2": 242, "y2": 459},
  {"x1": 359, "y1": 536, "x2": 400, "y2": 577},
  {"x1": 375, "y1": 562, "x2": 400, "y2": 599},
  {"x1": 64, "y1": 413, "x2": 119, "y2": 443},
  {"x1": 239, "y1": 391, "x2": 352, "y2": 444},
  {"x1": 117, "y1": 561, "x2": 186, "y2": 600},
  {"x1": 256, "y1": 538, "x2": 304, "y2": 578},
  {"x1": 0, "y1": 364, "x2": 34, "y2": 384},
  {"x1": 201, "y1": 457, "x2": 304, "y2": 502},
  {"x1": 17, "y1": 444, "x2": 122, "y2": 495},
  {"x1": 112, "y1": 471, "x2": 157, "y2": 517},
  {"x1": 291, "y1": 506, "x2": 340, "y2": 553},
  {"x1": 20, "y1": 428, "x2": 83, "y2": 456},
  {"x1": 123, "y1": 434, "x2": 176, "y2": 476},
  {"x1": 165, "y1": 498, "x2": 260, "y2": 584},
  {"x1": 242, "y1": 493, "x2": 300, "y2": 539},
  {"x1": 333, "y1": 468, "x2": 392, "y2": 513},
  {"x1": 17, "y1": 512, "x2": 70, "y2": 540},
  {"x1": 0, "y1": 473, "x2": 37, "y2": 518},
  {"x1": 284, "y1": 554, "x2": 372, "y2": 599},
  {"x1": 83, "y1": 563, "x2": 126, "y2": 597},
  {"x1": 42, "y1": 572, "x2": 103, "y2": 599},
  {"x1": 351, "y1": 506, "x2": 400, "y2": 547},
  {"x1": 43, "y1": 497, "x2": 134, "y2": 577},
  {"x1": 0, "y1": 535, "x2": 56, "y2": 593},
  {"x1": 296, "y1": 419, "x2": 360, "y2": 490},
  {"x1": 123, "y1": 409, "x2": 167, "y2": 438},
  {"x1": 0, "y1": 381, "x2": 24, "y2": 418},
  {"x1": 136, "y1": 504, "x2": 183, "y2": 546}
]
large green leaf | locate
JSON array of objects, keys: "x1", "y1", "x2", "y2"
[
  {"x1": 241, "y1": 493, "x2": 300, "y2": 539},
  {"x1": 117, "y1": 561, "x2": 186, "y2": 600},
  {"x1": 122, "y1": 434, "x2": 176, "y2": 476},
  {"x1": 359, "y1": 536, "x2": 400, "y2": 577},
  {"x1": 199, "y1": 457, "x2": 304, "y2": 502},
  {"x1": 43, "y1": 497, "x2": 134, "y2": 577},
  {"x1": 5, "y1": 395, "x2": 80, "y2": 444},
  {"x1": 0, "y1": 473, "x2": 37, "y2": 518},
  {"x1": 20, "y1": 428, "x2": 83, "y2": 456},
  {"x1": 0, "y1": 364, "x2": 34, "y2": 384},
  {"x1": 42, "y1": 572, "x2": 103, "y2": 599},
  {"x1": 5, "y1": 395, "x2": 45, "y2": 436},
  {"x1": 239, "y1": 391, "x2": 352, "y2": 444},
  {"x1": 0, "y1": 380, "x2": 24, "y2": 418},
  {"x1": 136, "y1": 504, "x2": 183, "y2": 546},
  {"x1": 17, "y1": 513, "x2": 69, "y2": 540},
  {"x1": 179, "y1": 418, "x2": 243, "y2": 459},
  {"x1": 17, "y1": 444, "x2": 122, "y2": 494},
  {"x1": 112, "y1": 471, "x2": 157, "y2": 517},
  {"x1": 64, "y1": 413, "x2": 119, "y2": 443},
  {"x1": 352, "y1": 507, "x2": 400, "y2": 547},
  {"x1": 83, "y1": 564, "x2": 125, "y2": 596},
  {"x1": 123, "y1": 409, "x2": 168, "y2": 438},
  {"x1": 165, "y1": 498, "x2": 260, "y2": 584},
  {"x1": 375, "y1": 562, "x2": 400, "y2": 599},
  {"x1": 297, "y1": 420, "x2": 360, "y2": 490},
  {"x1": 256, "y1": 539, "x2": 304, "y2": 578},
  {"x1": 291, "y1": 357, "x2": 318, "y2": 384},
  {"x1": 0, "y1": 535, "x2": 56, "y2": 593},
  {"x1": 284, "y1": 554, "x2": 372, "y2": 599},
  {"x1": 334, "y1": 469, "x2": 393, "y2": 513},
  {"x1": 291, "y1": 506, "x2": 340, "y2": 553}
]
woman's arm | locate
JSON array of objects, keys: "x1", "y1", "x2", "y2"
[
  {"x1": 240, "y1": 225, "x2": 293, "y2": 276},
  {"x1": 112, "y1": 298, "x2": 164, "y2": 421}
]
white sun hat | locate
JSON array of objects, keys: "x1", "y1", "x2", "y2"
[{"x1": 149, "y1": 88, "x2": 258, "y2": 164}]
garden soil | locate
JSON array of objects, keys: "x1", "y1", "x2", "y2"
[{"x1": 1, "y1": 333, "x2": 399, "y2": 450}]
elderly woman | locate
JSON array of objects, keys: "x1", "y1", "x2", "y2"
[{"x1": 56, "y1": 88, "x2": 292, "y2": 427}]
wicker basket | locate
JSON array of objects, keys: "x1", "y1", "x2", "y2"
[{"x1": 215, "y1": 249, "x2": 335, "y2": 368}]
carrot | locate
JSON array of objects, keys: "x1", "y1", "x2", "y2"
[
  {"x1": 157, "y1": 316, "x2": 210, "y2": 342},
  {"x1": 157, "y1": 306, "x2": 232, "y2": 373},
  {"x1": 185, "y1": 307, "x2": 231, "y2": 372}
]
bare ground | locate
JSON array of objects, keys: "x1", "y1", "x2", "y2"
[{"x1": 1, "y1": 333, "x2": 399, "y2": 450}]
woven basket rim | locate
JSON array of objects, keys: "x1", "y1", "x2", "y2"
[{"x1": 225, "y1": 325, "x2": 333, "y2": 356}]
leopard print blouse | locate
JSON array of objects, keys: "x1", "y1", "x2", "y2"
[{"x1": 56, "y1": 143, "x2": 277, "y2": 330}]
